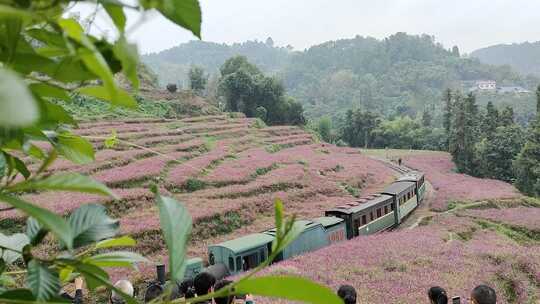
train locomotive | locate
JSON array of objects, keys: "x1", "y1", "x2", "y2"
[{"x1": 150, "y1": 170, "x2": 425, "y2": 288}]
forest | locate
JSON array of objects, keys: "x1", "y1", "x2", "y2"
[
  {"x1": 143, "y1": 33, "x2": 539, "y2": 124},
  {"x1": 472, "y1": 41, "x2": 540, "y2": 77}
]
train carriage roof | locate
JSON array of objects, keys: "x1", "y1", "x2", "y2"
[
  {"x1": 313, "y1": 216, "x2": 344, "y2": 228},
  {"x1": 264, "y1": 220, "x2": 322, "y2": 237},
  {"x1": 382, "y1": 181, "x2": 416, "y2": 195},
  {"x1": 397, "y1": 171, "x2": 424, "y2": 182},
  {"x1": 326, "y1": 194, "x2": 393, "y2": 215},
  {"x1": 210, "y1": 233, "x2": 274, "y2": 254}
]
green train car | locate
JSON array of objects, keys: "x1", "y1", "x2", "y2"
[{"x1": 207, "y1": 217, "x2": 346, "y2": 275}]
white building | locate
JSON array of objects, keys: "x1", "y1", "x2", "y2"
[{"x1": 476, "y1": 80, "x2": 497, "y2": 90}]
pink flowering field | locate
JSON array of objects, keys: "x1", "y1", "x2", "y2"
[{"x1": 5, "y1": 118, "x2": 539, "y2": 302}]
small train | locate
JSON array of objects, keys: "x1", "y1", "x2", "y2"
[{"x1": 167, "y1": 170, "x2": 425, "y2": 281}]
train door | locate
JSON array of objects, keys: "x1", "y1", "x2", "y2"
[
  {"x1": 353, "y1": 218, "x2": 361, "y2": 237},
  {"x1": 242, "y1": 252, "x2": 259, "y2": 271}
]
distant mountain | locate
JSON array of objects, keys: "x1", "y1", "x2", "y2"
[
  {"x1": 142, "y1": 39, "x2": 292, "y2": 87},
  {"x1": 471, "y1": 42, "x2": 540, "y2": 76},
  {"x1": 144, "y1": 33, "x2": 538, "y2": 121}
]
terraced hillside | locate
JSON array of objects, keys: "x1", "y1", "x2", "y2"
[
  {"x1": 1, "y1": 114, "x2": 396, "y2": 284},
  {"x1": 265, "y1": 150, "x2": 539, "y2": 303}
]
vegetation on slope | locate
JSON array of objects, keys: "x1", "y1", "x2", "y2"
[
  {"x1": 471, "y1": 41, "x2": 540, "y2": 77},
  {"x1": 144, "y1": 33, "x2": 539, "y2": 122}
]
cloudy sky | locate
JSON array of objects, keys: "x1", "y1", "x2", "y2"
[{"x1": 77, "y1": 0, "x2": 540, "y2": 55}]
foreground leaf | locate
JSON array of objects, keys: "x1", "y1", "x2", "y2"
[
  {"x1": 0, "y1": 194, "x2": 73, "y2": 249},
  {"x1": 26, "y1": 260, "x2": 60, "y2": 301},
  {"x1": 25, "y1": 217, "x2": 48, "y2": 246},
  {"x1": 113, "y1": 37, "x2": 139, "y2": 90},
  {"x1": 0, "y1": 233, "x2": 29, "y2": 264},
  {"x1": 150, "y1": 0, "x2": 201, "y2": 38},
  {"x1": 9, "y1": 173, "x2": 117, "y2": 198},
  {"x1": 53, "y1": 133, "x2": 95, "y2": 164},
  {"x1": 95, "y1": 236, "x2": 136, "y2": 249},
  {"x1": 235, "y1": 276, "x2": 343, "y2": 304},
  {"x1": 84, "y1": 251, "x2": 148, "y2": 268},
  {"x1": 68, "y1": 204, "x2": 119, "y2": 249},
  {"x1": 103, "y1": 3, "x2": 126, "y2": 32},
  {"x1": 0, "y1": 68, "x2": 39, "y2": 127},
  {"x1": 77, "y1": 85, "x2": 137, "y2": 108},
  {"x1": 156, "y1": 192, "x2": 192, "y2": 282}
]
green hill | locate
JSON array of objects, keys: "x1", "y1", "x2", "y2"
[
  {"x1": 144, "y1": 33, "x2": 538, "y2": 121},
  {"x1": 471, "y1": 41, "x2": 540, "y2": 77}
]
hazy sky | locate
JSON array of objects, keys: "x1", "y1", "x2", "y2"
[{"x1": 78, "y1": 0, "x2": 540, "y2": 55}]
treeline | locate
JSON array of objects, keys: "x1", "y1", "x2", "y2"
[
  {"x1": 444, "y1": 87, "x2": 540, "y2": 196},
  {"x1": 180, "y1": 56, "x2": 305, "y2": 126},
  {"x1": 316, "y1": 108, "x2": 445, "y2": 151},
  {"x1": 144, "y1": 33, "x2": 539, "y2": 124}
]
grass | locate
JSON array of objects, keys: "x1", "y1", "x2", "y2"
[
  {"x1": 251, "y1": 163, "x2": 279, "y2": 178},
  {"x1": 184, "y1": 178, "x2": 208, "y2": 192},
  {"x1": 265, "y1": 144, "x2": 282, "y2": 153},
  {"x1": 341, "y1": 182, "x2": 360, "y2": 198},
  {"x1": 207, "y1": 182, "x2": 304, "y2": 200},
  {"x1": 476, "y1": 220, "x2": 540, "y2": 244}
]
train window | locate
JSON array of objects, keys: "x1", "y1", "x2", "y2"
[
  {"x1": 260, "y1": 250, "x2": 266, "y2": 262},
  {"x1": 384, "y1": 205, "x2": 388, "y2": 214},
  {"x1": 236, "y1": 257, "x2": 242, "y2": 272},
  {"x1": 228, "y1": 257, "x2": 234, "y2": 271},
  {"x1": 391, "y1": 203, "x2": 395, "y2": 210},
  {"x1": 209, "y1": 253, "x2": 215, "y2": 265},
  {"x1": 361, "y1": 215, "x2": 367, "y2": 225},
  {"x1": 370, "y1": 212, "x2": 374, "y2": 221},
  {"x1": 377, "y1": 208, "x2": 382, "y2": 217}
]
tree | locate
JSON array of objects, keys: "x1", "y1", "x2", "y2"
[
  {"x1": 266, "y1": 37, "x2": 275, "y2": 47},
  {"x1": 188, "y1": 66, "x2": 208, "y2": 93},
  {"x1": 421, "y1": 109, "x2": 432, "y2": 127},
  {"x1": 476, "y1": 125, "x2": 524, "y2": 181},
  {"x1": 317, "y1": 117, "x2": 333, "y2": 142},
  {"x1": 218, "y1": 57, "x2": 305, "y2": 125},
  {"x1": 482, "y1": 101, "x2": 499, "y2": 138},
  {"x1": 514, "y1": 119, "x2": 540, "y2": 196},
  {"x1": 537, "y1": 85, "x2": 540, "y2": 114},
  {"x1": 500, "y1": 106, "x2": 515, "y2": 126},
  {"x1": 340, "y1": 109, "x2": 381, "y2": 148},
  {"x1": 451, "y1": 45, "x2": 460, "y2": 57},
  {"x1": 449, "y1": 92, "x2": 478, "y2": 174},
  {"x1": 442, "y1": 89, "x2": 453, "y2": 150}
]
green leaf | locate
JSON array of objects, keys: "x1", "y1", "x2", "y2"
[
  {"x1": 113, "y1": 37, "x2": 139, "y2": 90},
  {"x1": 23, "y1": 143, "x2": 46, "y2": 160},
  {"x1": 104, "y1": 130, "x2": 118, "y2": 149},
  {"x1": 103, "y1": 3, "x2": 126, "y2": 32},
  {"x1": 0, "y1": 153, "x2": 5, "y2": 178},
  {"x1": 0, "y1": 5, "x2": 33, "y2": 19},
  {"x1": 26, "y1": 260, "x2": 60, "y2": 301},
  {"x1": 53, "y1": 133, "x2": 95, "y2": 164},
  {"x1": 0, "y1": 289, "x2": 35, "y2": 301},
  {"x1": 95, "y1": 236, "x2": 136, "y2": 249},
  {"x1": 0, "y1": 258, "x2": 5, "y2": 274},
  {"x1": 68, "y1": 204, "x2": 119, "y2": 249},
  {"x1": 58, "y1": 266, "x2": 74, "y2": 283},
  {"x1": 29, "y1": 83, "x2": 70, "y2": 101},
  {"x1": 0, "y1": 233, "x2": 29, "y2": 264},
  {"x1": 37, "y1": 98, "x2": 76, "y2": 126},
  {"x1": 0, "y1": 194, "x2": 73, "y2": 249},
  {"x1": 235, "y1": 276, "x2": 343, "y2": 304},
  {"x1": 0, "y1": 68, "x2": 39, "y2": 127},
  {"x1": 9, "y1": 173, "x2": 117, "y2": 198},
  {"x1": 84, "y1": 251, "x2": 147, "y2": 268},
  {"x1": 77, "y1": 85, "x2": 137, "y2": 108},
  {"x1": 153, "y1": 0, "x2": 201, "y2": 38},
  {"x1": 25, "y1": 217, "x2": 48, "y2": 246},
  {"x1": 12, "y1": 156, "x2": 30, "y2": 179},
  {"x1": 156, "y1": 192, "x2": 192, "y2": 282}
]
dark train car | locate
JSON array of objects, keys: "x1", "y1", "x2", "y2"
[
  {"x1": 325, "y1": 194, "x2": 395, "y2": 239},
  {"x1": 397, "y1": 171, "x2": 426, "y2": 202},
  {"x1": 382, "y1": 181, "x2": 417, "y2": 224}
]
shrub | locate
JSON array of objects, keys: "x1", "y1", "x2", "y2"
[{"x1": 166, "y1": 83, "x2": 178, "y2": 93}]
